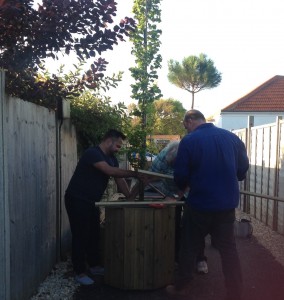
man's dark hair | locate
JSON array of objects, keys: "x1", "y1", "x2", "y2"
[
  {"x1": 102, "y1": 129, "x2": 126, "y2": 141},
  {"x1": 184, "y1": 109, "x2": 206, "y2": 122}
]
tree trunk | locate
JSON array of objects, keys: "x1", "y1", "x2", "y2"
[{"x1": 191, "y1": 92, "x2": 195, "y2": 109}]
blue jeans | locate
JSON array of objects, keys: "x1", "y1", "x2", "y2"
[{"x1": 177, "y1": 205, "x2": 242, "y2": 299}]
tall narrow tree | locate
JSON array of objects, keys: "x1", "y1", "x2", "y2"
[
  {"x1": 168, "y1": 53, "x2": 222, "y2": 109},
  {"x1": 129, "y1": 0, "x2": 162, "y2": 167}
]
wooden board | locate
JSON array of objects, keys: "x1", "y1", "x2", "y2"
[
  {"x1": 137, "y1": 169, "x2": 174, "y2": 179},
  {"x1": 96, "y1": 200, "x2": 184, "y2": 207}
]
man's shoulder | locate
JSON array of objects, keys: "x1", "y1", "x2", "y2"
[
  {"x1": 83, "y1": 146, "x2": 101, "y2": 156},
  {"x1": 80, "y1": 146, "x2": 104, "y2": 163},
  {"x1": 85, "y1": 146, "x2": 99, "y2": 152}
]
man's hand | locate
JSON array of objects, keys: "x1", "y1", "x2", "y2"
[{"x1": 136, "y1": 173, "x2": 151, "y2": 186}]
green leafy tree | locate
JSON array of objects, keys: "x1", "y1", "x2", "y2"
[
  {"x1": 168, "y1": 53, "x2": 222, "y2": 109},
  {"x1": 33, "y1": 61, "x2": 129, "y2": 153},
  {"x1": 129, "y1": 0, "x2": 163, "y2": 168},
  {"x1": 152, "y1": 98, "x2": 186, "y2": 135},
  {"x1": 0, "y1": 0, "x2": 136, "y2": 108}
]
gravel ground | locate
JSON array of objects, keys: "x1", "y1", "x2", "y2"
[
  {"x1": 30, "y1": 212, "x2": 284, "y2": 300},
  {"x1": 250, "y1": 217, "x2": 284, "y2": 267},
  {"x1": 30, "y1": 258, "x2": 78, "y2": 300}
]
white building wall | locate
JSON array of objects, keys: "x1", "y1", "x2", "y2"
[{"x1": 218, "y1": 112, "x2": 284, "y2": 130}]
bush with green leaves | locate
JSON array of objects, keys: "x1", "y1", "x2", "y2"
[{"x1": 71, "y1": 90, "x2": 129, "y2": 155}]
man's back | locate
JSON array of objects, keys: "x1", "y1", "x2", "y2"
[{"x1": 174, "y1": 123, "x2": 249, "y2": 211}]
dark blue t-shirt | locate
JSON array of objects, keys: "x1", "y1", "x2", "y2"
[{"x1": 65, "y1": 146, "x2": 119, "y2": 203}]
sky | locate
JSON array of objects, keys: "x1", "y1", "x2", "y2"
[
  {"x1": 100, "y1": 0, "x2": 284, "y2": 118},
  {"x1": 38, "y1": 0, "x2": 284, "y2": 118}
]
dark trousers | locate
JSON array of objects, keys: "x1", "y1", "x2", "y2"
[
  {"x1": 65, "y1": 194, "x2": 101, "y2": 275},
  {"x1": 177, "y1": 205, "x2": 242, "y2": 300},
  {"x1": 175, "y1": 204, "x2": 207, "y2": 263}
]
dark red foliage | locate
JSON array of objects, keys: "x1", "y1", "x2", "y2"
[{"x1": 0, "y1": 0, "x2": 136, "y2": 108}]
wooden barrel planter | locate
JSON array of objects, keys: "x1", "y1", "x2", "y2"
[{"x1": 103, "y1": 204, "x2": 176, "y2": 290}]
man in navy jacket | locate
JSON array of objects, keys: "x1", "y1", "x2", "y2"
[{"x1": 167, "y1": 110, "x2": 249, "y2": 300}]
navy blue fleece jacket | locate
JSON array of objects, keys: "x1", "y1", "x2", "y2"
[{"x1": 174, "y1": 123, "x2": 249, "y2": 211}]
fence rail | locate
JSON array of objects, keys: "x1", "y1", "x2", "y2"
[{"x1": 240, "y1": 190, "x2": 284, "y2": 203}]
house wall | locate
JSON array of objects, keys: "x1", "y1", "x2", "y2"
[{"x1": 218, "y1": 112, "x2": 284, "y2": 130}]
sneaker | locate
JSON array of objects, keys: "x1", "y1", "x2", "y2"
[
  {"x1": 75, "y1": 274, "x2": 94, "y2": 285},
  {"x1": 89, "y1": 266, "x2": 105, "y2": 276},
  {"x1": 165, "y1": 284, "x2": 188, "y2": 297},
  {"x1": 196, "y1": 260, "x2": 208, "y2": 274}
]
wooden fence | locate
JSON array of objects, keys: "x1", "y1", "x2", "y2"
[
  {"x1": 0, "y1": 71, "x2": 77, "y2": 300},
  {"x1": 234, "y1": 116, "x2": 284, "y2": 234}
]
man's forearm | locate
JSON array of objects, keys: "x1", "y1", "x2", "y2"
[
  {"x1": 110, "y1": 167, "x2": 137, "y2": 178},
  {"x1": 115, "y1": 178, "x2": 131, "y2": 198}
]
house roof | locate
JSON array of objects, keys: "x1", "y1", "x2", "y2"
[{"x1": 221, "y1": 75, "x2": 284, "y2": 112}]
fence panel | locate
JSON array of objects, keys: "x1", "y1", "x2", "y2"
[
  {"x1": 0, "y1": 93, "x2": 77, "y2": 299},
  {"x1": 235, "y1": 119, "x2": 284, "y2": 235},
  {"x1": 234, "y1": 128, "x2": 247, "y2": 211},
  {"x1": 6, "y1": 97, "x2": 57, "y2": 300},
  {"x1": 277, "y1": 122, "x2": 284, "y2": 233},
  {"x1": 60, "y1": 119, "x2": 77, "y2": 255},
  {"x1": 0, "y1": 71, "x2": 10, "y2": 300}
]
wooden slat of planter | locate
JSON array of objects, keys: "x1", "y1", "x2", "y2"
[
  {"x1": 134, "y1": 209, "x2": 145, "y2": 289},
  {"x1": 164, "y1": 207, "x2": 175, "y2": 282},
  {"x1": 143, "y1": 209, "x2": 154, "y2": 289},
  {"x1": 104, "y1": 208, "x2": 124, "y2": 288},
  {"x1": 153, "y1": 207, "x2": 175, "y2": 287},
  {"x1": 153, "y1": 208, "x2": 163, "y2": 287},
  {"x1": 123, "y1": 208, "x2": 136, "y2": 289}
]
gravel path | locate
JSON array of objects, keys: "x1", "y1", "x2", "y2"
[
  {"x1": 250, "y1": 217, "x2": 284, "y2": 267},
  {"x1": 30, "y1": 212, "x2": 284, "y2": 300},
  {"x1": 30, "y1": 259, "x2": 78, "y2": 300}
]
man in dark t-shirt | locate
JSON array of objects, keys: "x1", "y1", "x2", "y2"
[{"x1": 65, "y1": 129, "x2": 142, "y2": 285}]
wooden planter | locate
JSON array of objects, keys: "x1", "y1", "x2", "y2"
[{"x1": 104, "y1": 205, "x2": 175, "y2": 290}]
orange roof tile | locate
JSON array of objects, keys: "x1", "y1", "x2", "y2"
[{"x1": 222, "y1": 75, "x2": 284, "y2": 112}]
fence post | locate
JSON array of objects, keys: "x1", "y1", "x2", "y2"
[
  {"x1": 273, "y1": 116, "x2": 282, "y2": 231},
  {"x1": 243, "y1": 116, "x2": 254, "y2": 213},
  {"x1": 0, "y1": 70, "x2": 10, "y2": 300}
]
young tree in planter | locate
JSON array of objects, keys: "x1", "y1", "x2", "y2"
[
  {"x1": 129, "y1": 0, "x2": 163, "y2": 169},
  {"x1": 168, "y1": 53, "x2": 222, "y2": 109},
  {"x1": 0, "y1": 0, "x2": 136, "y2": 108}
]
